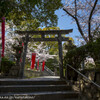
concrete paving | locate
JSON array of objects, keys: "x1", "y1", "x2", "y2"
[
  {"x1": 30, "y1": 76, "x2": 60, "y2": 80},
  {"x1": 0, "y1": 76, "x2": 60, "y2": 81}
]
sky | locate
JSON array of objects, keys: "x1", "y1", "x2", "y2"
[{"x1": 55, "y1": 8, "x2": 81, "y2": 46}]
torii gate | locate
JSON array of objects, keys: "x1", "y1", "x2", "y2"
[{"x1": 16, "y1": 29, "x2": 73, "y2": 79}]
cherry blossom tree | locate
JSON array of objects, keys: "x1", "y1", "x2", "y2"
[
  {"x1": 63, "y1": 0, "x2": 100, "y2": 43},
  {"x1": 5, "y1": 33, "x2": 56, "y2": 65},
  {"x1": 27, "y1": 42, "x2": 56, "y2": 62}
]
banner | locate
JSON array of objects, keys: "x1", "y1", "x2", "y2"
[
  {"x1": 22, "y1": 43, "x2": 24, "y2": 46},
  {"x1": 1, "y1": 17, "x2": 5, "y2": 57},
  {"x1": 0, "y1": 31, "x2": 1, "y2": 65},
  {"x1": 42, "y1": 60, "x2": 45, "y2": 71},
  {"x1": 37, "y1": 59, "x2": 39, "y2": 70},
  {"x1": 31, "y1": 53, "x2": 36, "y2": 69}
]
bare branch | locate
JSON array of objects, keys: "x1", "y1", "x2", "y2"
[
  {"x1": 75, "y1": 17, "x2": 88, "y2": 43},
  {"x1": 88, "y1": 0, "x2": 98, "y2": 41},
  {"x1": 63, "y1": 7, "x2": 88, "y2": 43},
  {"x1": 63, "y1": 7, "x2": 75, "y2": 19},
  {"x1": 75, "y1": 0, "x2": 77, "y2": 17}
]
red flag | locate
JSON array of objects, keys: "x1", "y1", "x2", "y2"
[
  {"x1": 31, "y1": 53, "x2": 36, "y2": 69},
  {"x1": 1, "y1": 17, "x2": 5, "y2": 57},
  {"x1": 42, "y1": 60, "x2": 45, "y2": 71},
  {"x1": 37, "y1": 59, "x2": 39, "y2": 70}
]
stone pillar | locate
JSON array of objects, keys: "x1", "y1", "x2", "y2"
[{"x1": 20, "y1": 33, "x2": 29, "y2": 78}]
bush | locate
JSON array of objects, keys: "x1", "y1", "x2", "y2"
[
  {"x1": 64, "y1": 38, "x2": 100, "y2": 69},
  {"x1": 0, "y1": 57, "x2": 15, "y2": 75}
]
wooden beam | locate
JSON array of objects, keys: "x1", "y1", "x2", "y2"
[
  {"x1": 29, "y1": 37, "x2": 69, "y2": 41},
  {"x1": 16, "y1": 29, "x2": 73, "y2": 35}
]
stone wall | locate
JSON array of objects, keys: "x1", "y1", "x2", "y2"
[
  {"x1": 65, "y1": 68, "x2": 100, "y2": 100},
  {"x1": 24, "y1": 68, "x2": 54, "y2": 78},
  {"x1": 79, "y1": 69, "x2": 100, "y2": 100},
  {"x1": 0, "y1": 65, "x2": 20, "y2": 78},
  {"x1": 81, "y1": 68, "x2": 100, "y2": 85}
]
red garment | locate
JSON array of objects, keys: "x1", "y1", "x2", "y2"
[
  {"x1": 37, "y1": 59, "x2": 39, "y2": 70},
  {"x1": 1, "y1": 17, "x2": 5, "y2": 57},
  {"x1": 42, "y1": 60, "x2": 45, "y2": 71},
  {"x1": 31, "y1": 53, "x2": 36, "y2": 69}
]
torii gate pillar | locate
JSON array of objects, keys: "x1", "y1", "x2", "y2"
[{"x1": 58, "y1": 34, "x2": 63, "y2": 78}]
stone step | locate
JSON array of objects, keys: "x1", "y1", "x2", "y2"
[
  {"x1": 0, "y1": 91, "x2": 79, "y2": 100},
  {"x1": 0, "y1": 79, "x2": 66, "y2": 85},
  {"x1": 0, "y1": 79, "x2": 79, "y2": 100},
  {"x1": 0, "y1": 85, "x2": 72, "y2": 93}
]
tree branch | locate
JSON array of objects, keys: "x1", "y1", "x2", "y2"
[
  {"x1": 88, "y1": 0, "x2": 98, "y2": 41},
  {"x1": 75, "y1": 17, "x2": 88, "y2": 43},
  {"x1": 75, "y1": 0, "x2": 77, "y2": 17},
  {"x1": 63, "y1": 8, "x2": 75, "y2": 19},
  {"x1": 63, "y1": 7, "x2": 88, "y2": 43}
]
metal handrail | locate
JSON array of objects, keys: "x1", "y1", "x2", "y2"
[
  {"x1": 44, "y1": 66, "x2": 55, "y2": 76},
  {"x1": 66, "y1": 64, "x2": 100, "y2": 89}
]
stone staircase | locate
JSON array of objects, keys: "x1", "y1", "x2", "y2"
[{"x1": 0, "y1": 78, "x2": 79, "y2": 100}]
